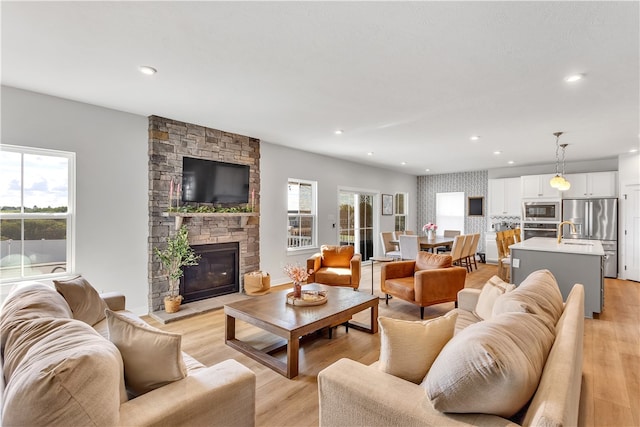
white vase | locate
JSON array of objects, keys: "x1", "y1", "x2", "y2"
[{"x1": 427, "y1": 230, "x2": 435, "y2": 239}]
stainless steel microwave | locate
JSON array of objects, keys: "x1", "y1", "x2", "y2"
[{"x1": 522, "y1": 201, "x2": 561, "y2": 222}]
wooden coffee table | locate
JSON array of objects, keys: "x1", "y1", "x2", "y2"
[{"x1": 224, "y1": 283, "x2": 378, "y2": 378}]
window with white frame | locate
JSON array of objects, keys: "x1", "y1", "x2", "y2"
[
  {"x1": 435, "y1": 192, "x2": 465, "y2": 236},
  {"x1": 287, "y1": 179, "x2": 316, "y2": 250},
  {"x1": 0, "y1": 145, "x2": 75, "y2": 281},
  {"x1": 394, "y1": 192, "x2": 407, "y2": 232}
]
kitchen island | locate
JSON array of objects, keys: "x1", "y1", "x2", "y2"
[{"x1": 510, "y1": 237, "x2": 604, "y2": 318}]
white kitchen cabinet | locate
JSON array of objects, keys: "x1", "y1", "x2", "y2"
[
  {"x1": 562, "y1": 171, "x2": 618, "y2": 198},
  {"x1": 489, "y1": 178, "x2": 522, "y2": 216},
  {"x1": 521, "y1": 174, "x2": 561, "y2": 199}
]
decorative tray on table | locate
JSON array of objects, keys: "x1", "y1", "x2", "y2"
[{"x1": 286, "y1": 290, "x2": 328, "y2": 306}]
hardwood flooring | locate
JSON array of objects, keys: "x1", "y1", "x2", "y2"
[{"x1": 143, "y1": 262, "x2": 640, "y2": 427}]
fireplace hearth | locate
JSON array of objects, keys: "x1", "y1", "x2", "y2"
[{"x1": 180, "y1": 242, "x2": 240, "y2": 303}]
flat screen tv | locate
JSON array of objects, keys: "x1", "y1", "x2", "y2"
[{"x1": 182, "y1": 157, "x2": 250, "y2": 204}]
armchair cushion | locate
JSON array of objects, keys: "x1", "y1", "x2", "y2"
[
  {"x1": 414, "y1": 252, "x2": 451, "y2": 271},
  {"x1": 492, "y1": 269, "x2": 564, "y2": 330},
  {"x1": 321, "y1": 245, "x2": 354, "y2": 267},
  {"x1": 378, "y1": 311, "x2": 458, "y2": 384},
  {"x1": 423, "y1": 311, "x2": 555, "y2": 418}
]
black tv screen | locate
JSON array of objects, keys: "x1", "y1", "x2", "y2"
[{"x1": 182, "y1": 157, "x2": 250, "y2": 204}]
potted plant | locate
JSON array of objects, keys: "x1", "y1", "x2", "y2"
[{"x1": 154, "y1": 225, "x2": 200, "y2": 313}]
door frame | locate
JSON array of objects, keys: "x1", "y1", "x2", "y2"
[{"x1": 337, "y1": 186, "x2": 381, "y2": 261}]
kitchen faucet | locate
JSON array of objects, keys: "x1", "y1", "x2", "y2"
[{"x1": 557, "y1": 220, "x2": 576, "y2": 244}]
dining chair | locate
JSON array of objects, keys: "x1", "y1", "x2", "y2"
[
  {"x1": 445, "y1": 235, "x2": 466, "y2": 267},
  {"x1": 398, "y1": 235, "x2": 420, "y2": 260},
  {"x1": 380, "y1": 232, "x2": 401, "y2": 260},
  {"x1": 496, "y1": 231, "x2": 516, "y2": 282},
  {"x1": 436, "y1": 229, "x2": 461, "y2": 253},
  {"x1": 464, "y1": 233, "x2": 481, "y2": 271}
]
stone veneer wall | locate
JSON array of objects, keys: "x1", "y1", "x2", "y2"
[{"x1": 148, "y1": 115, "x2": 260, "y2": 312}]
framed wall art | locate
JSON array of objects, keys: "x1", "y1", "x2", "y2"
[
  {"x1": 467, "y1": 196, "x2": 484, "y2": 217},
  {"x1": 382, "y1": 194, "x2": 393, "y2": 215}
]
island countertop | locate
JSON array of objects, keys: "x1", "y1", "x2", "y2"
[{"x1": 510, "y1": 237, "x2": 604, "y2": 256}]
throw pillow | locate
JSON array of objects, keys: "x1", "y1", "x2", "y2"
[
  {"x1": 423, "y1": 311, "x2": 555, "y2": 418},
  {"x1": 492, "y1": 269, "x2": 564, "y2": 330},
  {"x1": 378, "y1": 310, "x2": 458, "y2": 384},
  {"x1": 54, "y1": 276, "x2": 109, "y2": 326},
  {"x1": 105, "y1": 309, "x2": 187, "y2": 397},
  {"x1": 474, "y1": 275, "x2": 516, "y2": 320}
]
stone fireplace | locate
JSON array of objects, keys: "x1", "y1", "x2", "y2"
[
  {"x1": 148, "y1": 115, "x2": 260, "y2": 313},
  {"x1": 181, "y1": 242, "x2": 240, "y2": 303}
]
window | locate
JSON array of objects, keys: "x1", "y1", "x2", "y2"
[
  {"x1": 0, "y1": 145, "x2": 75, "y2": 281},
  {"x1": 436, "y1": 192, "x2": 465, "y2": 235},
  {"x1": 394, "y1": 192, "x2": 407, "y2": 232},
  {"x1": 287, "y1": 179, "x2": 316, "y2": 250}
]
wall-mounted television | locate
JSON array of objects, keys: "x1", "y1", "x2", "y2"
[{"x1": 182, "y1": 157, "x2": 250, "y2": 204}]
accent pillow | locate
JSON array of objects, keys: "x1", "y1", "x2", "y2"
[
  {"x1": 378, "y1": 311, "x2": 458, "y2": 384},
  {"x1": 54, "y1": 276, "x2": 109, "y2": 326},
  {"x1": 423, "y1": 312, "x2": 555, "y2": 417},
  {"x1": 492, "y1": 269, "x2": 564, "y2": 330},
  {"x1": 474, "y1": 275, "x2": 516, "y2": 320},
  {"x1": 105, "y1": 309, "x2": 187, "y2": 397}
]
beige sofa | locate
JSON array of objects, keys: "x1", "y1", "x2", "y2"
[
  {"x1": 1, "y1": 280, "x2": 256, "y2": 426},
  {"x1": 318, "y1": 272, "x2": 585, "y2": 427}
]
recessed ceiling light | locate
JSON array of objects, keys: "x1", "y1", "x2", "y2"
[
  {"x1": 565, "y1": 73, "x2": 584, "y2": 83},
  {"x1": 401, "y1": 162, "x2": 407, "y2": 166},
  {"x1": 335, "y1": 130, "x2": 344, "y2": 135},
  {"x1": 470, "y1": 135, "x2": 481, "y2": 141},
  {"x1": 367, "y1": 152, "x2": 374, "y2": 156},
  {"x1": 139, "y1": 65, "x2": 157, "y2": 75},
  {"x1": 507, "y1": 160, "x2": 515, "y2": 165},
  {"x1": 425, "y1": 168, "x2": 430, "y2": 172},
  {"x1": 493, "y1": 150, "x2": 502, "y2": 155},
  {"x1": 630, "y1": 148, "x2": 639, "y2": 153}
]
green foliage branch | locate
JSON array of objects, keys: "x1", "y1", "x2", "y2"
[{"x1": 154, "y1": 226, "x2": 201, "y2": 299}]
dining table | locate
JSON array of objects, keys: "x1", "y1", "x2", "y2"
[{"x1": 390, "y1": 235, "x2": 455, "y2": 253}]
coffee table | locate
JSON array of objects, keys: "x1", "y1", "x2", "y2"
[{"x1": 224, "y1": 283, "x2": 378, "y2": 378}]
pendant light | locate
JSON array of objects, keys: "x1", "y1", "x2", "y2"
[
  {"x1": 549, "y1": 132, "x2": 568, "y2": 189},
  {"x1": 557, "y1": 143, "x2": 571, "y2": 191}
]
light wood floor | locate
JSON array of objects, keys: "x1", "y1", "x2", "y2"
[{"x1": 144, "y1": 262, "x2": 639, "y2": 427}]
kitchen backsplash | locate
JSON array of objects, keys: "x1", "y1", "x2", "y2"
[{"x1": 489, "y1": 215, "x2": 521, "y2": 231}]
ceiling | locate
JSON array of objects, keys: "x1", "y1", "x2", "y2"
[{"x1": 2, "y1": 1, "x2": 639, "y2": 175}]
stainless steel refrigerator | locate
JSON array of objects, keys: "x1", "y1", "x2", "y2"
[{"x1": 562, "y1": 198, "x2": 618, "y2": 278}]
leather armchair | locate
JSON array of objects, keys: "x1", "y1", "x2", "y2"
[
  {"x1": 307, "y1": 245, "x2": 361, "y2": 290},
  {"x1": 381, "y1": 252, "x2": 467, "y2": 319}
]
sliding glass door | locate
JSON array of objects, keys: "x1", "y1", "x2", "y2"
[{"x1": 338, "y1": 191, "x2": 374, "y2": 262}]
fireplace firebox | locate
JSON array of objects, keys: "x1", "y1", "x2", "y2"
[{"x1": 180, "y1": 242, "x2": 239, "y2": 303}]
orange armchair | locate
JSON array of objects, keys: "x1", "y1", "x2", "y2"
[
  {"x1": 381, "y1": 252, "x2": 467, "y2": 319},
  {"x1": 307, "y1": 245, "x2": 361, "y2": 290}
]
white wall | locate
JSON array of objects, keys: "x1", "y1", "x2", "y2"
[
  {"x1": 1, "y1": 86, "x2": 149, "y2": 313},
  {"x1": 2, "y1": 86, "x2": 418, "y2": 305},
  {"x1": 260, "y1": 142, "x2": 417, "y2": 285}
]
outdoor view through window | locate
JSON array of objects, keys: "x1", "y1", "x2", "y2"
[{"x1": 0, "y1": 146, "x2": 73, "y2": 280}]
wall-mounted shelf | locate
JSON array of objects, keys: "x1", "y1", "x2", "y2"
[{"x1": 162, "y1": 212, "x2": 258, "y2": 230}]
